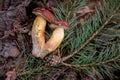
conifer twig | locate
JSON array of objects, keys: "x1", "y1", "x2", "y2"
[
  {"x1": 61, "y1": 53, "x2": 120, "y2": 67},
  {"x1": 17, "y1": 67, "x2": 44, "y2": 76},
  {"x1": 17, "y1": 52, "x2": 120, "y2": 76},
  {"x1": 60, "y1": 4, "x2": 120, "y2": 63}
]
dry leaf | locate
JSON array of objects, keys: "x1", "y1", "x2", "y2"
[
  {"x1": 5, "y1": 69, "x2": 17, "y2": 80},
  {"x1": 74, "y1": 0, "x2": 102, "y2": 17},
  {"x1": 0, "y1": 42, "x2": 20, "y2": 58},
  {"x1": 76, "y1": 6, "x2": 93, "y2": 17}
]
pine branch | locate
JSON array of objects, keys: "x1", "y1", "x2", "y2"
[
  {"x1": 82, "y1": 53, "x2": 120, "y2": 67},
  {"x1": 60, "y1": 3, "x2": 120, "y2": 63},
  {"x1": 58, "y1": 0, "x2": 120, "y2": 78},
  {"x1": 17, "y1": 67, "x2": 43, "y2": 76},
  {"x1": 61, "y1": 52, "x2": 120, "y2": 67},
  {"x1": 17, "y1": 65, "x2": 61, "y2": 77}
]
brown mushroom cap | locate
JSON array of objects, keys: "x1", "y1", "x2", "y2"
[
  {"x1": 50, "y1": 21, "x2": 70, "y2": 29},
  {"x1": 32, "y1": 8, "x2": 55, "y2": 23}
]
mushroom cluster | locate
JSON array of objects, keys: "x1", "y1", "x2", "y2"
[{"x1": 32, "y1": 8, "x2": 69, "y2": 59}]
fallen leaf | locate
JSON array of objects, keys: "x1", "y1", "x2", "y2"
[
  {"x1": 74, "y1": 0, "x2": 102, "y2": 17},
  {"x1": 0, "y1": 30, "x2": 15, "y2": 40},
  {"x1": 87, "y1": 0, "x2": 102, "y2": 9},
  {"x1": 63, "y1": 70, "x2": 77, "y2": 80},
  {"x1": 0, "y1": 42, "x2": 20, "y2": 58},
  {"x1": 75, "y1": 6, "x2": 93, "y2": 17},
  {"x1": 40, "y1": 0, "x2": 57, "y2": 12},
  {"x1": 2, "y1": 0, "x2": 11, "y2": 10},
  {"x1": 5, "y1": 68, "x2": 17, "y2": 80},
  {"x1": 13, "y1": 22, "x2": 30, "y2": 33}
]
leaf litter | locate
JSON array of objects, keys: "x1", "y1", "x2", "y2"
[{"x1": 0, "y1": 0, "x2": 32, "y2": 79}]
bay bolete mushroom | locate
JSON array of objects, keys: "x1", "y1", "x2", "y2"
[
  {"x1": 32, "y1": 8, "x2": 54, "y2": 58},
  {"x1": 32, "y1": 8, "x2": 69, "y2": 59},
  {"x1": 46, "y1": 21, "x2": 69, "y2": 52}
]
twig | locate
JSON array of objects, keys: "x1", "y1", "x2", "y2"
[
  {"x1": 61, "y1": 53, "x2": 120, "y2": 67},
  {"x1": 60, "y1": 4, "x2": 120, "y2": 63},
  {"x1": 82, "y1": 53, "x2": 120, "y2": 67},
  {"x1": 17, "y1": 67, "x2": 44, "y2": 76},
  {"x1": 17, "y1": 52, "x2": 120, "y2": 76}
]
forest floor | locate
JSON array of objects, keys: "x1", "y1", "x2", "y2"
[{"x1": 0, "y1": 0, "x2": 120, "y2": 80}]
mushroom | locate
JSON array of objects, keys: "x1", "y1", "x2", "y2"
[
  {"x1": 32, "y1": 8, "x2": 54, "y2": 58},
  {"x1": 45, "y1": 21, "x2": 69, "y2": 52},
  {"x1": 32, "y1": 8, "x2": 69, "y2": 59}
]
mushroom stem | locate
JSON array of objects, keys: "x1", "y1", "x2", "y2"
[
  {"x1": 32, "y1": 16, "x2": 46, "y2": 58},
  {"x1": 45, "y1": 27, "x2": 64, "y2": 52}
]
